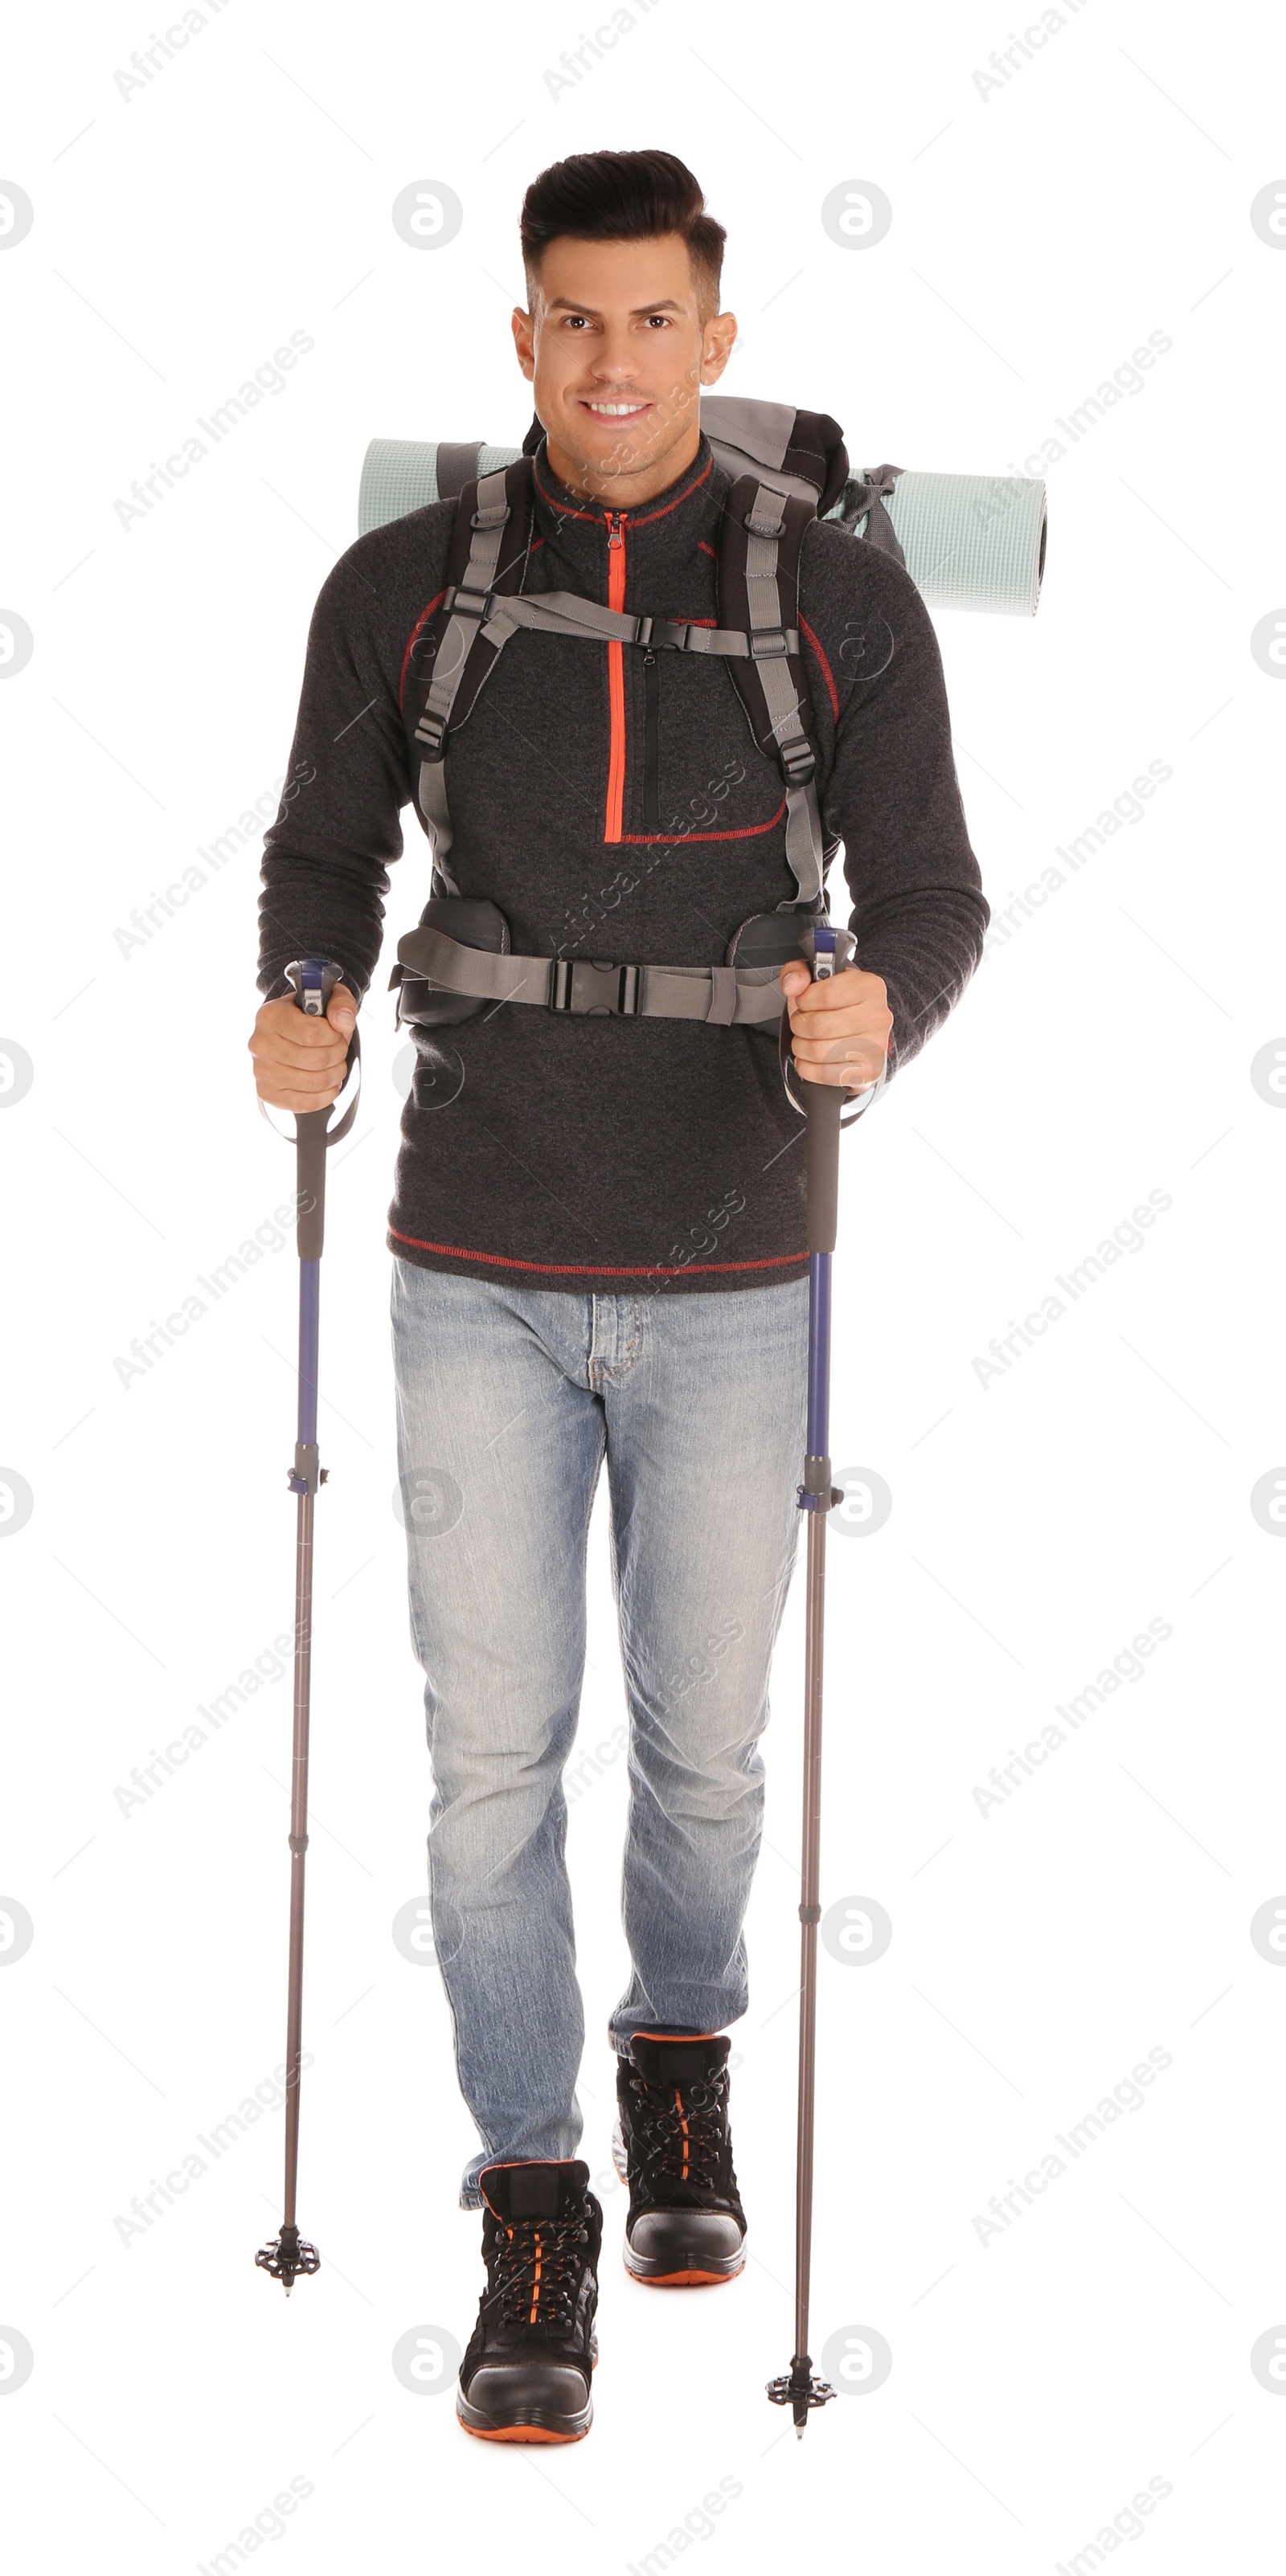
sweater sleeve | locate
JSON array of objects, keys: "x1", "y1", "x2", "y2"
[
  {"x1": 256, "y1": 540, "x2": 420, "y2": 1005},
  {"x1": 814, "y1": 538, "x2": 989, "y2": 1100}
]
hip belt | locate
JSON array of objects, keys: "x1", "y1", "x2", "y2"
[{"x1": 390, "y1": 899, "x2": 851, "y2": 1032}]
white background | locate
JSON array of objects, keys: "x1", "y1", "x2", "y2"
[{"x1": 2, "y1": 0, "x2": 1284, "y2": 2567}]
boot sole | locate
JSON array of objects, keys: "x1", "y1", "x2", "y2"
[
  {"x1": 623, "y1": 2251, "x2": 745, "y2": 2286},
  {"x1": 457, "y1": 2412, "x2": 592, "y2": 2443}
]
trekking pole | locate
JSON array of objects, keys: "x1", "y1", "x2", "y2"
[
  {"x1": 256, "y1": 959, "x2": 360, "y2": 2296},
  {"x1": 768, "y1": 920, "x2": 846, "y2": 2436}
]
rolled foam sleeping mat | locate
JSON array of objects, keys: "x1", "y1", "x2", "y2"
[
  {"x1": 357, "y1": 438, "x2": 521, "y2": 530},
  {"x1": 860, "y1": 470, "x2": 1046, "y2": 616},
  {"x1": 358, "y1": 440, "x2": 1046, "y2": 617}
]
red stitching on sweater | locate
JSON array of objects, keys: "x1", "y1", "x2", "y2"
[
  {"x1": 627, "y1": 457, "x2": 713, "y2": 524},
  {"x1": 388, "y1": 1229, "x2": 806, "y2": 1276},
  {"x1": 798, "y1": 613, "x2": 838, "y2": 721},
  {"x1": 532, "y1": 453, "x2": 712, "y2": 525},
  {"x1": 619, "y1": 794, "x2": 786, "y2": 845},
  {"x1": 399, "y1": 591, "x2": 447, "y2": 709}
]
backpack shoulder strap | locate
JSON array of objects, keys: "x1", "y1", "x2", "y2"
[
  {"x1": 408, "y1": 456, "x2": 534, "y2": 883},
  {"x1": 718, "y1": 475, "x2": 825, "y2": 910}
]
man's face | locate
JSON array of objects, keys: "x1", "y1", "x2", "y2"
[{"x1": 511, "y1": 231, "x2": 737, "y2": 497}]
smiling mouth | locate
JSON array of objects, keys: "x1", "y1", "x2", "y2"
[{"x1": 579, "y1": 399, "x2": 652, "y2": 417}]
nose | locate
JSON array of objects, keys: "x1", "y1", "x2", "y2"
[{"x1": 583, "y1": 326, "x2": 642, "y2": 385}]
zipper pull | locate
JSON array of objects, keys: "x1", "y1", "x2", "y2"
[{"x1": 607, "y1": 512, "x2": 625, "y2": 548}]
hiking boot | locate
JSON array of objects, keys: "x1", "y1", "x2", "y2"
[
  {"x1": 613, "y1": 2031, "x2": 747, "y2": 2285},
  {"x1": 457, "y1": 2159, "x2": 601, "y2": 2443}
]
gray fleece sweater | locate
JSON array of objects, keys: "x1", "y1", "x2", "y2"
[{"x1": 257, "y1": 433, "x2": 989, "y2": 1292}]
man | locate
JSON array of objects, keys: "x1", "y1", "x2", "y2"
[{"x1": 251, "y1": 149, "x2": 988, "y2": 2444}]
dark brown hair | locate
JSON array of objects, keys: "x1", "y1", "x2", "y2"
[{"x1": 519, "y1": 150, "x2": 726, "y2": 314}]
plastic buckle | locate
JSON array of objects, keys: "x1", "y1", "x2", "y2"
[
  {"x1": 780, "y1": 738, "x2": 817, "y2": 783},
  {"x1": 549, "y1": 958, "x2": 641, "y2": 1016},
  {"x1": 750, "y1": 628, "x2": 789, "y2": 659},
  {"x1": 448, "y1": 583, "x2": 490, "y2": 623},
  {"x1": 413, "y1": 707, "x2": 447, "y2": 754}
]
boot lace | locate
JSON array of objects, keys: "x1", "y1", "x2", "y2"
[
  {"x1": 628, "y1": 2067, "x2": 730, "y2": 2194},
  {"x1": 487, "y1": 2210, "x2": 590, "y2": 2335}
]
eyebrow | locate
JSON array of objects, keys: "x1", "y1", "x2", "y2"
[{"x1": 545, "y1": 296, "x2": 686, "y2": 316}]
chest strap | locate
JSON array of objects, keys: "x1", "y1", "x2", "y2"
[
  {"x1": 408, "y1": 465, "x2": 828, "y2": 908},
  {"x1": 473, "y1": 588, "x2": 797, "y2": 661}
]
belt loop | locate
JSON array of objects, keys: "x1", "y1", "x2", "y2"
[{"x1": 705, "y1": 966, "x2": 738, "y2": 1024}]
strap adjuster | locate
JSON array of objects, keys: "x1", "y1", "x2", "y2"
[
  {"x1": 444, "y1": 583, "x2": 491, "y2": 623},
  {"x1": 549, "y1": 958, "x2": 641, "y2": 1016},
  {"x1": 780, "y1": 736, "x2": 817, "y2": 783},
  {"x1": 750, "y1": 628, "x2": 790, "y2": 659}
]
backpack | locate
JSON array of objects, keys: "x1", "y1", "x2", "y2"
[{"x1": 391, "y1": 401, "x2": 912, "y2": 1115}]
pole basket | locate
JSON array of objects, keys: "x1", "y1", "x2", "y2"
[
  {"x1": 767, "y1": 2354, "x2": 837, "y2": 2435},
  {"x1": 255, "y1": 2222, "x2": 321, "y2": 2296}
]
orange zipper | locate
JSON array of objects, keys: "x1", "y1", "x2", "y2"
[{"x1": 604, "y1": 510, "x2": 627, "y2": 843}]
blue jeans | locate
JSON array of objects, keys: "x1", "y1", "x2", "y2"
[{"x1": 390, "y1": 1259, "x2": 809, "y2": 2207}]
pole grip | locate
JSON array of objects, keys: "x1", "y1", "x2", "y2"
[
  {"x1": 295, "y1": 1110, "x2": 330, "y2": 1261},
  {"x1": 284, "y1": 959, "x2": 346, "y2": 1261},
  {"x1": 805, "y1": 1082, "x2": 842, "y2": 1254}
]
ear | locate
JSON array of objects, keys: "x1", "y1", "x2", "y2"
[
  {"x1": 698, "y1": 310, "x2": 738, "y2": 389},
  {"x1": 511, "y1": 305, "x2": 535, "y2": 382}
]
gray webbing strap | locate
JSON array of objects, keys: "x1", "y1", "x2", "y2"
[
  {"x1": 416, "y1": 760, "x2": 457, "y2": 892},
  {"x1": 481, "y1": 590, "x2": 785, "y2": 661},
  {"x1": 482, "y1": 590, "x2": 642, "y2": 648},
  {"x1": 413, "y1": 467, "x2": 514, "y2": 882},
  {"x1": 742, "y1": 483, "x2": 825, "y2": 909},
  {"x1": 408, "y1": 941, "x2": 553, "y2": 1007},
  {"x1": 399, "y1": 927, "x2": 787, "y2": 1025},
  {"x1": 681, "y1": 623, "x2": 793, "y2": 657},
  {"x1": 641, "y1": 963, "x2": 782, "y2": 1024},
  {"x1": 705, "y1": 965, "x2": 739, "y2": 1025}
]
